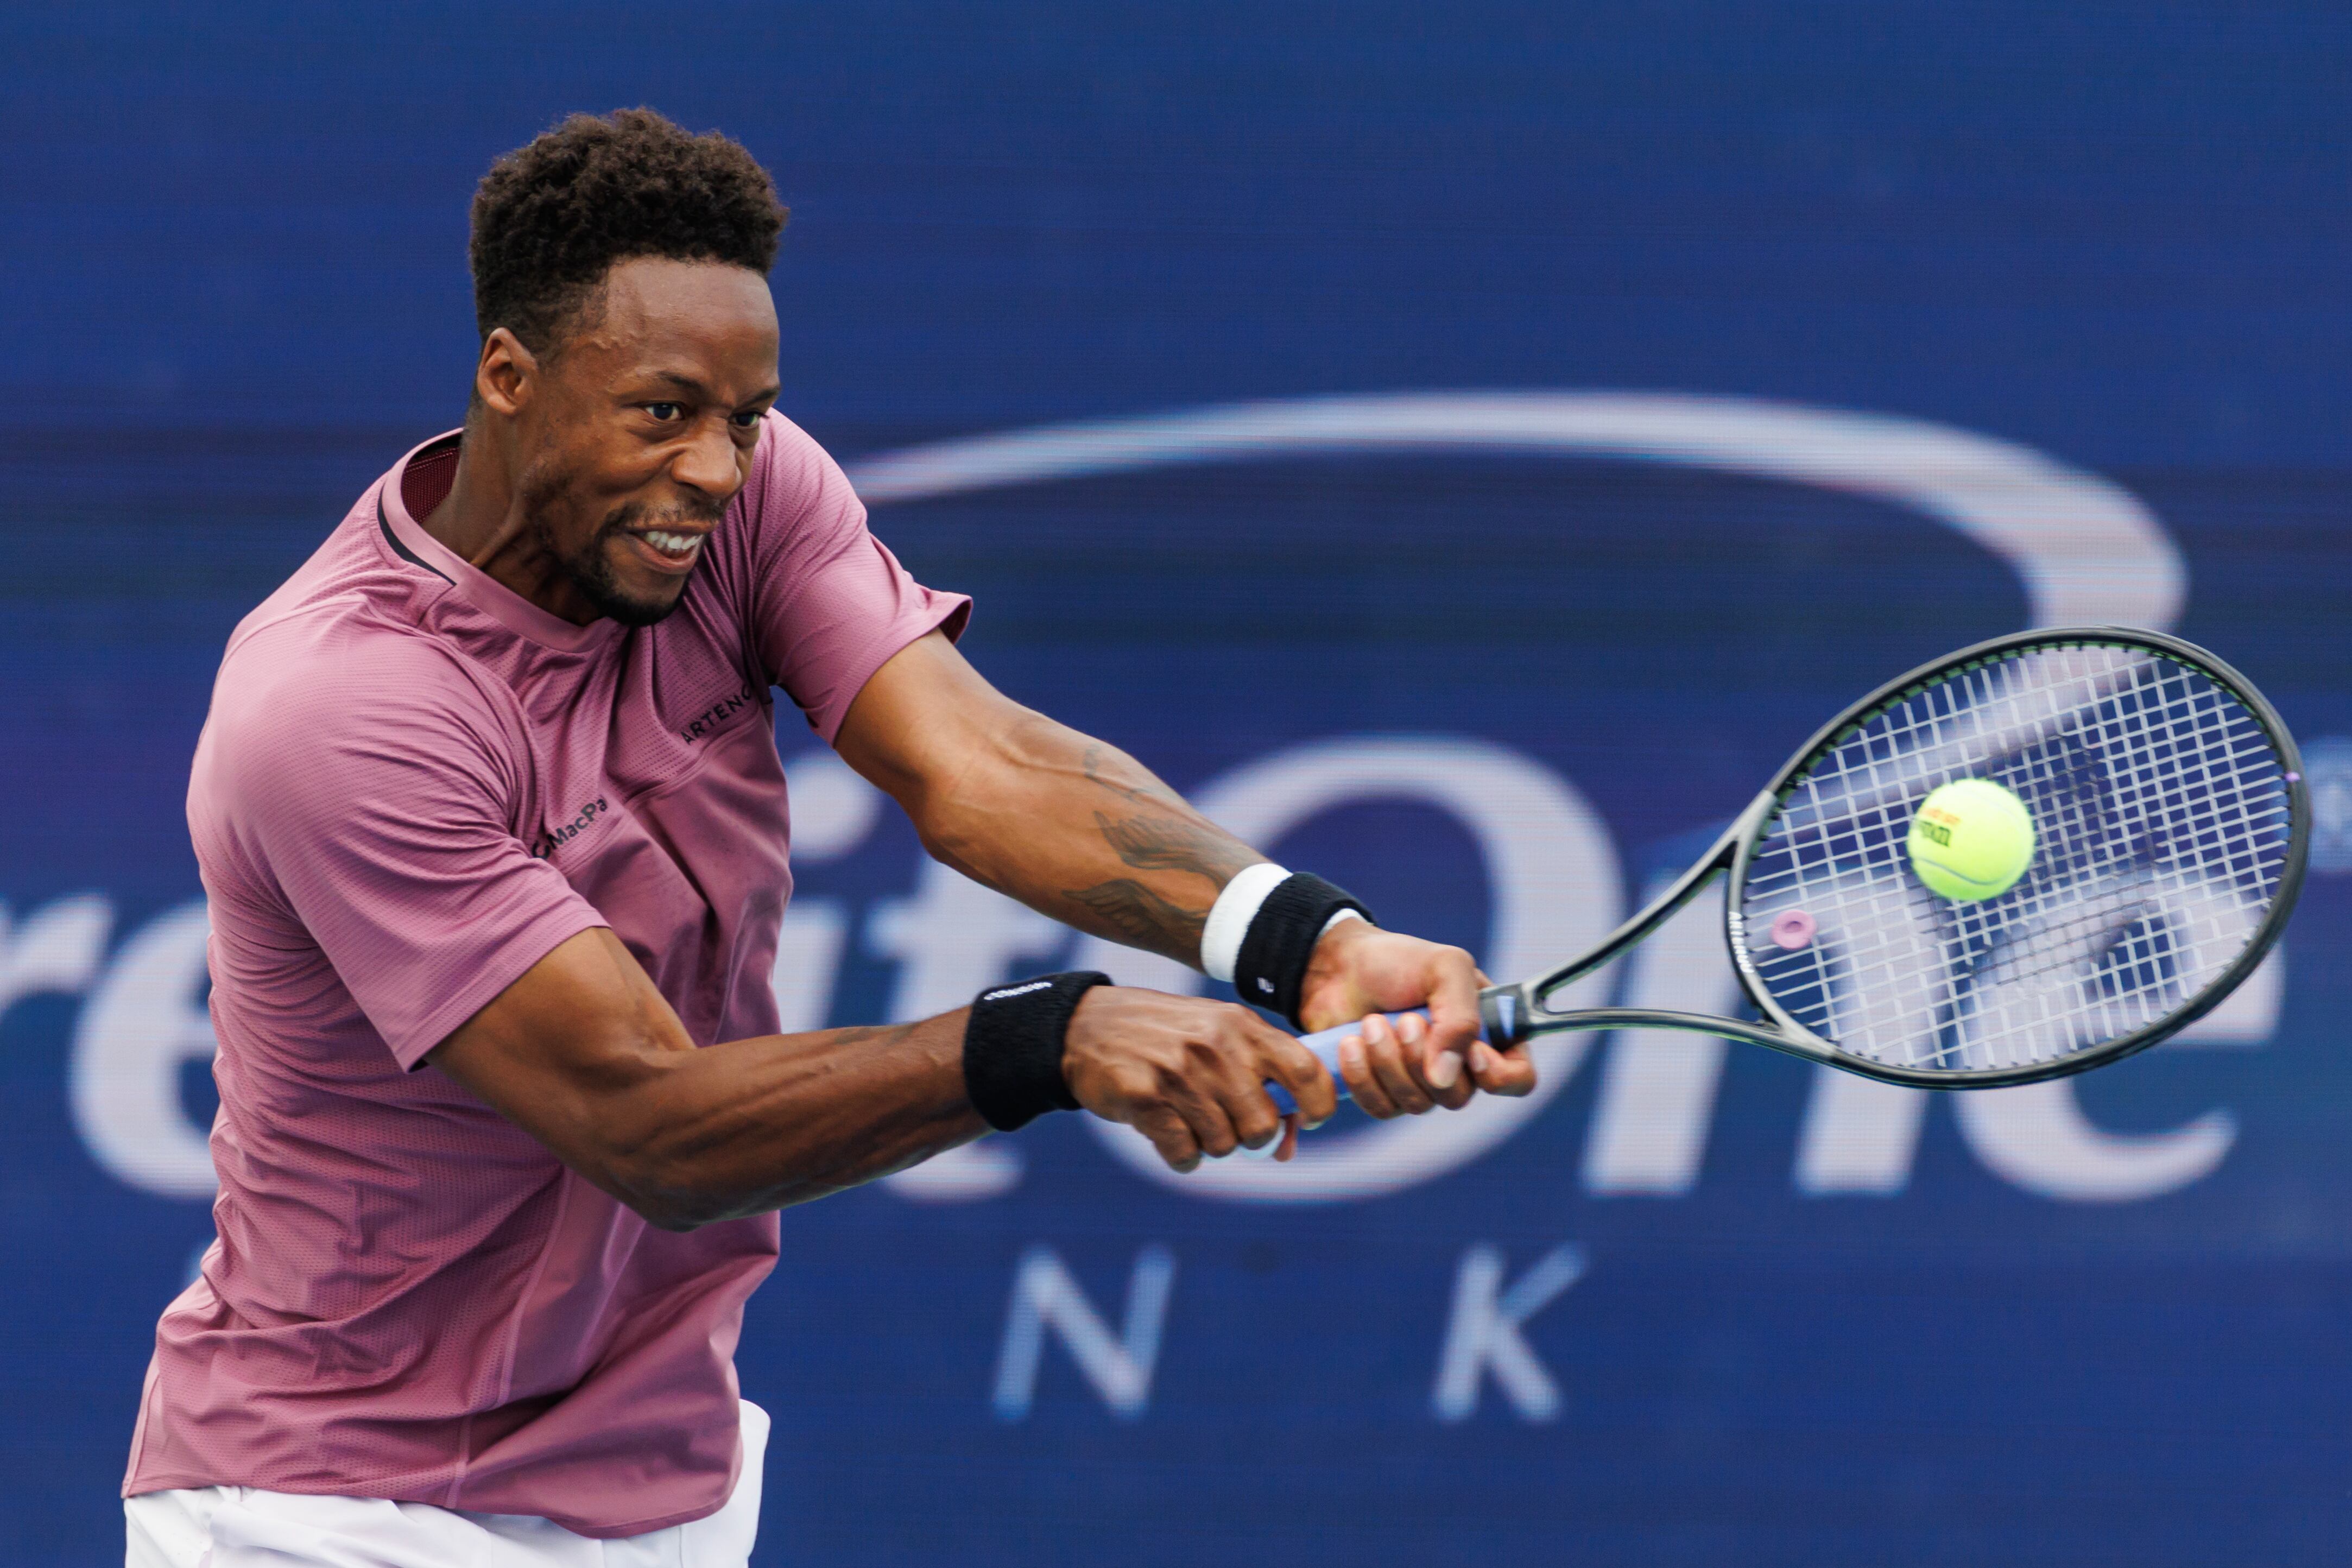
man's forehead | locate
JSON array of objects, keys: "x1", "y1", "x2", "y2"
[{"x1": 577, "y1": 257, "x2": 777, "y2": 383}]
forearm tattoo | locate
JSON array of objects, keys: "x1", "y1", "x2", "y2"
[
  {"x1": 1057, "y1": 744, "x2": 1260, "y2": 958},
  {"x1": 1061, "y1": 877, "x2": 1211, "y2": 954}
]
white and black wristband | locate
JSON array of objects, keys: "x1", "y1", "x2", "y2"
[
  {"x1": 964, "y1": 971, "x2": 1110, "y2": 1131},
  {"x1": 1203, "y1": 866, "x2": 1374, "y2": 1029}
]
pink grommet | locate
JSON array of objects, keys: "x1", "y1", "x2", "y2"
[{"x1": 1769, "y1": 909, "x2": 1817, "y2": 951}]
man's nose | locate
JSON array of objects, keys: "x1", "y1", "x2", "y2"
[{"x1": 672, "y1": 419, "x2": 744, "y2": 497}]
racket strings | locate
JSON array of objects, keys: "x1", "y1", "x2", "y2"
[{"x1": 1739, "y1": 643, "x2": 2292, "y2": 1073}]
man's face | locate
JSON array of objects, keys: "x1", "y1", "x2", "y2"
[{"x1": 511, "y1": 257, "x2": 781, "y2": 627}]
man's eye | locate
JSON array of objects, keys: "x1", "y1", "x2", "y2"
[
  {"x1": 731, "y1": 409, "x2": 765, "y2": 428},
  {"x1": 644, "y1": 402, "x2": 685, "y2": 421}
]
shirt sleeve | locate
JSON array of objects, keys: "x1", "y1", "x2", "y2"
[
  {"x1": 739, "y1": 414, "x2": 971, "y2": 741},
  {"x1": 213, "y1": 627, "x2": 609, "y2": 1069}
]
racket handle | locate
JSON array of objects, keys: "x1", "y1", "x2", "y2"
[
  {"x1": 1224, "y1": 1009, "x2": 1483, "y2": 1159},
  {"x1": 1264, "y1": 1009, "x2": 1439, "y2": 1117}
]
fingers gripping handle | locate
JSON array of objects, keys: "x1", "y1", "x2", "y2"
[
  {"x1": 1264, "y1": 1009, "x2": 1445, "y2": 1117},
  {"x1": 1220, "y1": 1009, "x2": 1482, "y2": 1161}
]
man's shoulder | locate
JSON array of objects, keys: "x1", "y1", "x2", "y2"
[
  {"x1": 726, "y1": 411, "x2": 861, "y2": 546},
  {"x1": 196, "y1": 611, "x2": 523, "y2": 863},
  {"x1": 685, "y1": 413, "x2": 865, "y2": 631},
  {"x1": 751, "y1": 407, "x2": 833, "y2": 482},
  {"x1": 213, "y1": 590, "x2": 510, "y2": 762},
  {"x1": 225, "y1": 459, "x2": 473, "y2": 659}
]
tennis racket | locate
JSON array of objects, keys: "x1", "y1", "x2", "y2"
[{"x1": 1272, "y1": 626, "x2": 2309, "y2": 1110}]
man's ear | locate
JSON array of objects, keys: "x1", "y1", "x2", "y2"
[{"x1": 475, "y1": 327, "x2": 539, "y2": 418}]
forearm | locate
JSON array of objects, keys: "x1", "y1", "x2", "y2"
[
  {"x1": 430, "y1": 940, "x2": 986, "y2": 1234},
  {"x1": 905, "y1": 707, "x2": 1262, "y2": 965},
  {"x1": 615, "y1": 1014, "x2": 981, "y2": 1227},
  {"x1": 834, "y1": 634, "x2": 1268, "y2": 966}
]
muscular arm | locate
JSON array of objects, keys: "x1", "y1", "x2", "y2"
[
  {"x1": 429, "y1": 926, "x2": 983, "y2": 1229},
  {"x1": 833, "y1": 631, "x2": 1261, "y2": 965},
  {"x1": 429, "y1": 927, "x2": 1336, "y2": 1231}
]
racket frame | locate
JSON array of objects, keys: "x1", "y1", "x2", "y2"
[{"x1": 1475, "y1": 625, "x2": 2311, "y2": 1089}]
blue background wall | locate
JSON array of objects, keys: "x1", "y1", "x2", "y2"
[{"x1": 3, "y1": 4, "x2": 2349, "y2": 1563}]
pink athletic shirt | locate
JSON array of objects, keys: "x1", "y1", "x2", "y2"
[{"x1": 124, "y1": 414, "x2": 968, "y2": 1539}]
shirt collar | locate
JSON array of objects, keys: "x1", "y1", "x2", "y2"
[{"x1": 377, "y1": 430, "x2": 622, "y2": 654}]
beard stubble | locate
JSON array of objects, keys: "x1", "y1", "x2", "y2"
[{"x1": 517, "y1": 454, "x2": 727, "y2": 628}]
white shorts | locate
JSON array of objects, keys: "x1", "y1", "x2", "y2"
[{"x1": 125, "y1": 1399, "x2": 768, "y2": 1568}]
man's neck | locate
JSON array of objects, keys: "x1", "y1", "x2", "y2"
[
  {"x1": 414, "y1": 431, "x2": 600, "y2": 626},
  {"x1": 417, "y1": 434, "x2": 509, "y2": 566}
]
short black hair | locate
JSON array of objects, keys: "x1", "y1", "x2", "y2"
[{"x1": 469, "y1": 108, "x2": 787, "y2": 356}]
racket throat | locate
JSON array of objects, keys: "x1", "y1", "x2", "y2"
[
  {"x1": 1479, "y1": 983, "x2": 1534, "y2": 1047},
  {"x1": 1487, "y1": 804, "x2": 1766, "y2": 1048},
  {"x1": 1476, "y1": 985, "x2": 1812, "y2": 1058}
]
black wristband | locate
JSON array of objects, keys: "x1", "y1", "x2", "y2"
[
  {"x1": 1232, "y1": 872, "x2": 1375, "y2": 1029},
  {"x1": 963, "y1": 971, "x2": 1110, "y2": 1131}
]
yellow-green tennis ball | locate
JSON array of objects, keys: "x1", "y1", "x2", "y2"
[{"x1": 1907, "y1": 778, "x2": 2035, "y2": 901}]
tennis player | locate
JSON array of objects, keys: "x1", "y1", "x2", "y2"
[{"x1": 120, "y1": 110, "x2": 1535, "y2": 1567}]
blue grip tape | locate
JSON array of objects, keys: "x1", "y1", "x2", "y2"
[
  {"x1": 1264, "y1": 1009, "x2": 1440, "y2": 1117},
  {"x1": 1222, "y1": 1009, "x2": 1488, "y2": 1159}
]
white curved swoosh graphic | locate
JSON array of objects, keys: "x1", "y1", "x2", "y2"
[{"x1": 846, "y1": 390, "x2": 2182, "y2": 629}]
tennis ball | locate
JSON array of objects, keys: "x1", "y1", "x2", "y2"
[{"x1": 1907, "y1": 778, "x2": 2035, "y2": 901}]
